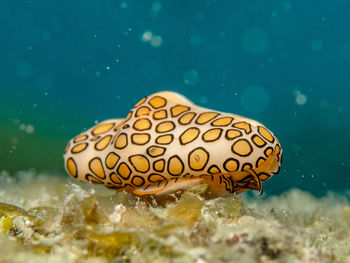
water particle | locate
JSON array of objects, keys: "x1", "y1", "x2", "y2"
[
  {"x1": 152, "y1": 1, "x2": 162, "y2": 12},
  {"x1": 108, "y1": 204, "x2": 126, "y2": 225},
  {"x1": 106, "y1": 66, "x2": 110, "y2": 70},
  {"x1": 328, "y1": 116, "x2": 339, "y2": 127},
  {"x1": 183, "y1": 69, "x2": 199, "y2": 87},
  {"x1": 296, "y1": 94, "x2": 307, "y2": 105},
  {"x1": 319, "y1": 99, "x2": 329, "y2": 108},
  {"x1": 294, "y1": 90, "x2": 307, "y2": 105},
  {"x1": 150, "y1": 35, "x2": 163, "y2": 47},
  {"x1": 140, "y1": 61, "x2": 160, "y2": 81},
  {"x1": 311, "y1": 40, "x2": 323, "y2": 51},
  {"x1": 240, "y1": 85, "x2": 270, "y2": 114},
  {"x1": 16, "y1": 62, "x2": 33, "y2": 78},
  {"x1": 199, "y1": 96, "x2": 208, "y2": 105},
  {"x1": 241, "y1": 28, "x2": 270, "y2": 55},
  {"x1": 141, "y1": 31, "x2": 153, "y2": 42},
  {"x1": 121, "y1": 1, "x2": 127, "y2": 9},
  {"x1": 35, "y1": 75, "x2": 53, "y2": 91},
  {"x1": 26, "y1": 125, "x2": 35, "y2": 134},
  {"x1": 282, "y1": 1, "x2": 293, "y2": 11},
  {"x1": 42, "y1": 31, "x2": 51, "y2": 41},
  {"x1": 11, "y1": 137, "x2": 19, "y2": 145},
  {"x1": 339, "y1": 42, "x2": 350, "y2": 63},
  {"x1": 292, "y1": 144, "x2": 301, "y2": 152},
  {"x1": 194, "y1": 11, "x2": 204, "y2": 22},
  {"x1": 190, "y1": 34, "x2": 202, "y2": 47}
]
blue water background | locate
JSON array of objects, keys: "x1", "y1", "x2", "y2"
[{"x1": 1, "y1": 0, "x2": 349, "y2": 195}]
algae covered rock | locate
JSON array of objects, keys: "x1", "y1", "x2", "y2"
[
  {"x1": 1, "y1": 173, "x2": 350, "y2": 263},
  {"x1": 0, "y1": 202, "x2": 38, "y2": 237},
  {"x1": 162, "y1": 192, "x2": 205, "y2": 227},
  {"x1": 203, "y1": 196, "x2": 243, "y2": 219}
]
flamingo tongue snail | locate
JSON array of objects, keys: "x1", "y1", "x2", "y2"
[{"x1": 64, "y1": 91, "x2": 282, "y2": 196}]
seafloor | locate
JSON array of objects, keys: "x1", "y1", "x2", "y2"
[{"x1": 0, "y1": 171, "x2": 349, "y2": 263}]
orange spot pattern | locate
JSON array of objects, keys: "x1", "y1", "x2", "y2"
[{"x1": 64, "y1": 92, "x2": 282, "y2": 195}]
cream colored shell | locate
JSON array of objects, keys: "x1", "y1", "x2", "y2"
[{"x1": 64, "y1": 91, "x2": 282, "y2": 195}]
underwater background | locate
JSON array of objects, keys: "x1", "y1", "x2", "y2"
[{"x1": 1, "y1": 0, "x2": 349, "y2": 196}]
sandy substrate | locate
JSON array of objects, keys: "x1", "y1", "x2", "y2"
[{"x1": 0, "y1": 170, "x2": 349, "y2": 263}]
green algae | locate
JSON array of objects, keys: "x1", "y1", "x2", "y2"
[
  {"x1": 0, "y1": 171, "x2": 350, "y2": 263},
  {"x1": 162, "y1": 192, "x2": 205, "y2": 227}
]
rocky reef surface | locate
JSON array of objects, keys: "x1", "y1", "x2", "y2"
[{"x1": 0, "y1": 170, "x2": 349, "y2": 263}]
